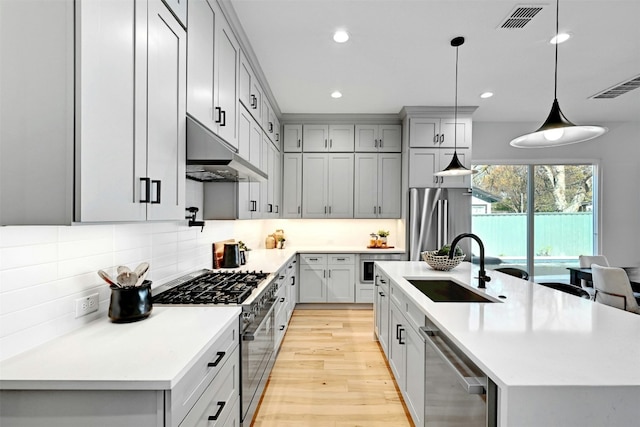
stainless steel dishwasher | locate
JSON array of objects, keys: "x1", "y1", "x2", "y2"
[{"x1": 420, "y1": 319, "x2": 497, "y2": 426}]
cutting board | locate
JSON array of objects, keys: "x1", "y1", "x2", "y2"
[{"x1": 212, "y1": 239, "x2": 235, "y2": 269}]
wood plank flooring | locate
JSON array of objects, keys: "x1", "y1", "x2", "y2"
[{"x1": 251, "y1": 309, "x2": 413, "y2": 427}]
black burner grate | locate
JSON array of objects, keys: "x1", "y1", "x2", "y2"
[{"x1": 153, "y1": 271, "x2": 269, "y2": 305}]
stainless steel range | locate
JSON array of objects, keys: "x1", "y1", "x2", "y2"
[{"x1": 153, "y1": 269, "x2": 277, "y2": 426}]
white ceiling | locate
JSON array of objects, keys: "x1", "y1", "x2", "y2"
[{"x1": 228, "y1": 0, "x2": 640, "y2": 123}]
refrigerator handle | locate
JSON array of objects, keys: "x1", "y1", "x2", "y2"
[
  {"x1": 437, "y1": 200, "x2": 443, "y2": 249},
  {"x1": 442, "y1": 199, "x2": 449, "y2": 246}
]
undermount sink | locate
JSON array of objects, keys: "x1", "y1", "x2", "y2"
[{"x1": 407, "y1": 279, "x2": 496, "y2": 303}]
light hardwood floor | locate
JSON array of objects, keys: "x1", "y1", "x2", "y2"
[{"x1": 251, "y1": 309, "x2": 413, "y2": 427}]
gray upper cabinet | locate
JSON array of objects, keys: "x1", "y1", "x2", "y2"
[
  {"x1": 282, "y1": 153, "x2": 302, "y2": 218},
  {"x1": 239, "y1": 50, "x2": 263, "y2": 122},
  {"x1": 409, "y1": 117, "x2": 471, "y2": 149},
  {"x1": 354, "y1": 153, "x2": 401, "y2": 218},
  {"x1": 302, "y1": 153, "x2": 354, "y2": 218},
  {"x1": 283, "y1": 124, "x2": 303, "y2": 152},
  {"x1": 187, "y1": 0, "x2": 239, "y2": 149},
  {"x1": 1, "y1": 0, "x2": 185, "y2": 225},
  {"x1": 355, "y1": 124, "x2": 402, "y2": 152},
  {"x1": 303, "y1": 125, "x2": 354, "y2": 152}
]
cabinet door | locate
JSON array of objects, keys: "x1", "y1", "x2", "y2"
[
  {"x1": 408, "y1": 149, "x2": 438, "y2": 188},
  {"x1": 214, "y1": 15, "x2": 239, "y2": 149},
  {"x1": 388, "y1": 302, "x2": 406, "y2": 386},
  {"x1": 237, "y1": 106, "x2": 251, "y2": 163},
  {"x1": 409, "y1": 118, "x2": 440, "y2": 148},
  {"x1": 273, "y1": 148, "x2": 282, "y2": 216},
  {"x1": 440, "y1": 148, "x2": 472, "y2": 188},
  {"x1": 327, "y1": 264, "x2": 355, "y2": 303},
  {"x1": 378, "y1": 280, "x2": 391, "y2": 357},
  {"x1": 355, "y1": 125, "x2": 377, "y2": 152},
  {"x1": 76, "y1": 0, "x2": 146, "y2": 222},
  {"x1": 186, "y1": 0, "x2": 216, "y2": 132},
  {"x1": 327, "y1": 153, "x2": 354, "y2": 218},
  {"x1": 328, "y1": 124, "x2": 354, "y2": 151},
  {"x1": 146, "y1": 0, "x2": 186, "y2": 221},
  {"x1": 405, "y1": 325, "x2": 425, "y2": 427},
  {"x1": 302, "y1": 153, "x2": 328, "y2": 218},
  {"x1": 283, "y1": 124, "x2": 303, "y2": 152},
  {"x1": 303, "y1": 125, "x2": 329, "y2": 151},
  {"x1": 378, "y1": 153, "x2": 401, "y2": 218},
  {"x1": 261, "y1": 135, "x2": 270, "y2": 215},
  {"x1": 439, "y1": 117, "x2": 471, "y2": 148},
  {"x1": 299, "y1": 265, "x2": 326, "y2": 303},
  {"x1": 238, "y1": 50, "x2": 252, "y2": 111},
  {"x1": 378, "y1": 125, "x2": 402, "y2": 152},
  {"x1": 282, "y1": 153, "x2": 302, "y2": 218},
  {"x1": 354, "y1": 153, "x2": 378, "y2": 218}
]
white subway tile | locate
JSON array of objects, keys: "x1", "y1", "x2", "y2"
[
  {"x1": 0, "y1": 263, "x2": 58, "y2": 293},
  {"x1": 58, "y1": 253, "x2": 114, "y2": 279},
  {"x1": 0, "y1": 243, "x2": 58, "y2": 270},
  {"x1": 59, "y1": 237, "x2": 113, "y2": 260},
  {"x1": 59, "y1": 224, "x2": 113, "y2": 242},
  {"x1": 0, "y1": 226, "x2": 59, "y2": 248}
]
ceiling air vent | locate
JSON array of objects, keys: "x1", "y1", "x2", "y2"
[
  {"x1": 498, "y1": 5, "x2": 544, "y2": 29},
  {"x1": 590, "y1": 75, "x2": 640, "y2": 99}
]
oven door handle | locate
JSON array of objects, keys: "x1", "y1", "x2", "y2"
[{"x1": 242, "y1": 302, "x2": 277, "y2": 341}]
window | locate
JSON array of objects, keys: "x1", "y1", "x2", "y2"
[{"x1": 471, "y1": 164, "x2": 597, "y2": 282}]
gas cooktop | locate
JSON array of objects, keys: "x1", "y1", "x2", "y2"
[{"x1": 153, "y1": 270, "x2": 270, "y2": 305}]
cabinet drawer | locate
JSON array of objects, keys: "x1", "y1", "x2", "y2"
[
  {"x1": 179, "y1": 345, "x2": 240, "y2": 427},
  {"x1": 171, "y1": 319, "x2": 239, "y2": 426},
  {"x1": 389, "y1": 282, "x2": 405, "y2": 310},
  {"x1": 300, "y1": 254, "x2": 326, "y2": 265},
  {"x1": 328, "y1": 254, "x2": 354, "y2": 265}
]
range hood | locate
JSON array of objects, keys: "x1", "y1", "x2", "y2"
[{"x1": 186, "y1": 114, "x2": 267, "y2": 182}]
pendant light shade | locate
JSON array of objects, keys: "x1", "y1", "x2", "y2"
[
  {"x1": 435, "y1": 36, "x2": 477, "y2": 177},
  {"x1": 510, "y1": 0, "x2": 607, "y2": 148}
]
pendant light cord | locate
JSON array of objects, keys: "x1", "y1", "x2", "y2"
[
  {"x1": 554, "y1": 0, "x2": 559, "y2": 100},
  {"x1": 454, "y1": 43, "x2": 459, "y2": 151}
]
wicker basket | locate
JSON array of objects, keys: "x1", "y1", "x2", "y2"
[{"x1": 421, "y1": 251, "x2": 465, "y2": 271}]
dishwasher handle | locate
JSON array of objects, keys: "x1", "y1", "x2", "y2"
[{"x1": 419, "y1": 326, "x2": 486, "y2": 395}]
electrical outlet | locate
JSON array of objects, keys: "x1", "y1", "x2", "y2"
[{"x1": 75, "y1": 293, "x2": 99, "y2": 318}]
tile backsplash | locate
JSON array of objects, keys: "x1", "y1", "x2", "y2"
[{"x1": 0, "y1": 217, "x2": 402, "y2": 360}]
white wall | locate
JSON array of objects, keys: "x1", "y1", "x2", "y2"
[{"x1": 472, "y1": 120, "x2": 640, "y2": 267}]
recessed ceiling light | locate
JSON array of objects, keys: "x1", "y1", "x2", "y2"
[
  {"x1": 333, "y1": 30, "x2": 349, "y2": 43},
  {"x1": 331, "y1": 91, "x2": 343, "y2": 99},
  {"x1": 480, "y1": 92, "x2": 494, "y2": 99},
  {"x1": 550, "y1": 32, "x2": 571, "y2": 44}
]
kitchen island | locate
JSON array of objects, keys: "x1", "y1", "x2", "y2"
[{"x1": 375, "y1": 261, "x2": 640, "y2": 426}]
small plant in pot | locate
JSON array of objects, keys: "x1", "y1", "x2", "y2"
[
  {"x1": 238, "y1": 241, "x2": 251, "y2": 261},
  {"x1": 377, "y1": 230, "x2": 390, "y2": 247}
]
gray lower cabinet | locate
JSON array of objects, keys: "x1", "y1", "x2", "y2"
[
  {"x1": 298, "y1": 254, "x2": 355, "y2": 303},
  {"x1": 0, "y1": 318, "x2": 240, "y2": 427},
  {"x1": 373, "y1": 270, "x2": 391, "y2": 355},
  {"x1": 1, "y1": 0, "x2": 186, "y2": 225}
]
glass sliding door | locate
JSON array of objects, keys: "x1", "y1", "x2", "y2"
[{"x1": 471, "y1": 164, "x2": 597, "y2": 283}]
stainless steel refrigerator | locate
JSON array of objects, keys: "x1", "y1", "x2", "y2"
[{"x1": 408, "y1": 187, "x2": 472, "y2": 261}]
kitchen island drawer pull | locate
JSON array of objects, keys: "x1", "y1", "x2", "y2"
[
  {"x1": 290, "y1": 276, "x2": 295, "y2": 286},
  {"x1": 207, "y1": 401, "x2": 226, "y2": 421},
  {"x1": 398, "y1": 327, "x2": 405, "y2": 345},
  {"x1": 279, "y1": 325, "x2": 285, "y2": 331},
  {"x1": 419, "y1": 327, "x2": 486, "y2": 395},
  {"x1": 214, "y1": 106, "x2": 222, "y2": 123},
  {"x1": 251, "y1": 95, "x2": 257, "y2": 109},
  {"x1": 207, "y1": 351, "x2": 226, "y2": 368},
  {"x1": 280, "y1": 297, "x2": 285, "y2": 303},
  {"x1": 220, "y1": 110, "x2": 226, "y2": 127}
]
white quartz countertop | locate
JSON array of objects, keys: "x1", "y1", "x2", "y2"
[
  {"x1": 377, "y1": 261, "x2": 640, "y2": 389},
  {"x1": 0, "y1": 307, "x2": 240, "y2": 390}
]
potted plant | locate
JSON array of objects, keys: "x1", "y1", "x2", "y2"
[
  {"x1": 377, "y1": 230, "x2": 390, "y2": 247},
  {"x1": 238, "y1": 241, "x2": 251, "y2": 262}
]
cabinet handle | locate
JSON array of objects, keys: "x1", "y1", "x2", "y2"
[
  {"x1": 396, "y1": 324, "x2": 401, "y2": 340},
  {"x1": 269, "y1": 122, "x2": 273, "y2": 133},
  {"x1": 207, "y1": 351, "x2": 226, "y2": 367},
  {"x1": 398, "y1": 327, "x2": 405, "y2": 345},
  {"x1": 309, "y1": 258, "x2": 318, "y2": 261},
  {"x1": 337, "y1": 257, "x2": 346, "y2": 261},
  {"x1": 380, "y1": 139, "x2": 383, "y2": 148},
  {"x1": 214, "y1": 106, "x2": 222, "y2": 123},
  {"x1": 279, "y1": 325, "x2": 285, "y2": 331},
  {"x1": 324, "y1": 206, "x2": 327, "y2": 214},
  {"x1": 297, "y1": 138, "x2": 301, "y2": 148},
  {"x1": 328, "y1": 206, "x2": 332, "y2": 214},
  {"x1": 220, "y1": 110, "x2": 226, "y2": 127},
  {"x1": 250, "y1": 200, "x2": 257, "y2": 212},
  {"x1": 373, "y1": 206, "x2": 377, "y2": 214},
  {"x1": 268, "y1": 203, "x2": 273, "y2": 213},
  {"x1": 298, "y1": 206, "x2": 301, "y2": 214},
  {"x1": 291, "y1": 276, "x2": 295, "y2": 286},
  {"x1": 280, "y1": 297, "x2": 285, "y2": 303},
  {"x1": 374, "y1": 139, "x2": 378, "y2": 148},
  {"x1": 275, "y1": 205, "x2": 279, "y2": 213},
  {"x1": 207, "y1": 401, "x2": 226, "y2": 421},
  {"x1": 323, "y1": 269, "x2": 326, "y2": 278},
  {"x1": 276, "y1": 133, "x2": 280, "y2": 142},
  {"x1": 380, "y1": 279, "x2": 387, "y2": 284},
  {"x1": 328, "y1": 269, "x2": 331, "y2": 278},
  {"x1": 251, "y1": 94, "x2": 257, "y2": 109},
  {"x1": 440, "y1": 177, "x2": 444, "y2": 184},
  {"x1": 439, "y1": 134, "x2": 444, "y2": 143},
  {"x1": 151, "y1": 180, "x2": 161, "y2": 204},
  {"x1": 433, "y1": 134, "x2": 439, "y2": 144},
  {"x1": 379, "y1": 291, "x2": 385, "y2": 297},
  {"x1": 434, "y1": 176, "x2": 439, "y2": 184},
  {"x1": 378, "y1": 206, "x2": 381, "y2": 214},
  {"x1": 329, "y1": 138, "x2": 333, "y2": 148},
  {"x1": 140, "y1": 177, "x2": 151, "y2": 203}
]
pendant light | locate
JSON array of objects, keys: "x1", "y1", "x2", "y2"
[
  {"x1": 510, "y1": 0, "x2": 607, "y2": 148},
  {"x1": 435, "y1": 36, "x2": 477, "y2": 177}
]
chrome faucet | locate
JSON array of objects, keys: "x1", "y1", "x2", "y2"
[{"x1": 449, "y1": 233, "x2": 491, "y2": 289}]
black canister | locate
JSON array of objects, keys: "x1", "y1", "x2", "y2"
[
  {"x1": 108, "y1": 280, "x2": 152, "y2": 322},
  {"x1": 222, "y1": 243, "x2": 240, "y2": 268}
]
